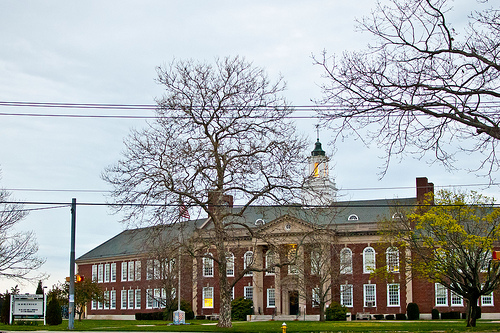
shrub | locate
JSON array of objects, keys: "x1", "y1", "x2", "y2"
[
  {"x1": 45, "y1": 294, "x2": 62, "y2": 325},
  {"x1": 0, "y1": 295, "x2": 10, "y2": 324},
  {"x1": 373, "y1": 314, "x2": 384, "y2": 320},
  {"x1": 325, "y1": 302, "x2": 348, "y2": 321},
  {"x1": 406, "y1": 302, "x2": 420, "y2": 320},
  {"x1": 231, "y1": 297, "x2": 253, "y2": 321},
  {"x1": 385, "y1": 314, "x2": 395, "y2": 320},
  {"x1": 396, "y1": 313, "x2": 406, "y2": 320},
  {"x1": 135, "y1": 311, "x2": 164, "y2": 320},
  {"x1": 441, "y1": 311, "x2": 460, "y2": 319},
  {"x1": 431, "y1": 308, "x2": 440, "y2": 320}
]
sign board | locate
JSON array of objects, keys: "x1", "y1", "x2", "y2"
[{"x1": 12, "y1": 294, "x2": 44, "y2": 316}]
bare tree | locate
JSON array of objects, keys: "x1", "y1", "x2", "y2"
[
  {"x1": 103, "y1": 56, "x2": 307, "y2": 327},
  {"x1": 0, "y1": 186, "x2": 45, "y2": 281},
  {"x1": 316, "y1": 0, "x2": 500, "y2": 178}
]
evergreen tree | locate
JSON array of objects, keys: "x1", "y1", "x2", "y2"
[
  {"x1": 36, "y1": 280, "x2": 43, "y2": 294},
  {"x1": 45, "y1": 294, "x2": 62, "y2": 325},
  {"x1": 0, "y1": 293, "x2": 9, "y2": 324}
]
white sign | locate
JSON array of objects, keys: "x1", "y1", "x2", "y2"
[{"x1": 12, "y1": 294, "x2": 44, "y2": 316}]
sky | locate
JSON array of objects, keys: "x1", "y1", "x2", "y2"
[{"x1": 0, "y1": 0, "x2": 495, "y2": 293}]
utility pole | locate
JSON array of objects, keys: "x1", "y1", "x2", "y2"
[{"x1": 68, "y1": 198, "x2": 76, "y2": 330}]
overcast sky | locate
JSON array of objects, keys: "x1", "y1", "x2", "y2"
[{"x1": 0, "y1": 0, "x2": 494, "y2": 293}]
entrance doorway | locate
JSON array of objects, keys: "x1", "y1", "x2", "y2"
[{"x1": 289, "y1": 290, "x2": 299, "y2": 315}]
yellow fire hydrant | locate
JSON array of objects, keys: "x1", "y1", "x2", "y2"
[{"x1": 281, "y1": 322, "x2": 287, "y2": 333}]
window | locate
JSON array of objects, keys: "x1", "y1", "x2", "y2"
[
  {"x1": 135, "y1": 261, "x2": 141, "y2": 281},
  {"x1": 266, "y1": 251, "x2": 276, "y2": 275},
  {"x1": 267, "y1": 288, "x2": 275, "y2": 308},
  {"x1": 121, "y1": 262, "x2": 127, "y2": 281},
  {"x1": 92, "y1": 265, "x2": 98, "y2": 282},
  {"x1": 104, "y1": 263, "x2": 110, "y2": 283},
  {"x1": 153, "y1": 289, "x2": 161, "y2": 308},
  {"x1": 386, "y1": 247, "x2": 400, "y2": 273},
  {"x1": 363, "y1": 247, "x2": 376, "y2": 273},
  {"x1": 244, "y1": 286, "x2": 253, "y2": 300},
  {"x1": 91, "y1": 299, "x2": 97, "y2": 310},
  {"x1": 451, "y1": 291, "x2": 463, "y2": 306},
  {"x1": 203, "y1": 255, "x2": 214, "y2": 277},
  {"x1": 312, "y1": 288, "x2": 320, "y2": 307},
  {"x1": 311, "y1": 251, "x2": 321, "y2": 275},
  {"x1": 203, "y1": 287, "x2": 214, "y2": 308},
  {"x1": 135, "y1": 289, "x2": 141, "y2": 309},
  {"x1": 387, "y1": 283, "x2": 400, "y2": 307},
  {"x1": 121, "y1": 290, "x2": 127, "y2": 309},
  {"x1": 128, "y1": 261, "x2": 135, "y2": 281},
  {"x1": 288, "y1": 247, "x2": 299, "y2": 275},
  {"x1": 244, "y1": 251, "x2": 254, "y2": 276},
  {"x1": 435, "y1": 283, "x2": 448, "y2": 306},
  {"x1": 146, "y1": 289, "x2": 153, "y2": 309},
  {"x1": 111, "y1": 263, "x2": 117, "y2": 282},
  {"x1": 363, "y1": 284, "x2": 376, "y2": 307},
  {"x1": 104, "y1": 290, "x2": 110, "y2": 309},
  {"x1": 110, "y1": 290, "x2": 116, "y2": 309},
  {"x1": 348, "y1": 214, "x2": 359, "y2": 221},
  {"x1": 340, "y1": 284, "x2": 353, "y2": 307},
  {"x1": 226, "y1": 253, "x2": 234, "y2": 277},
  {"x1": 340, "y1": 248, "x2": 352, "y2": 274},
  {"x1": 482, "y1": 292, "x2": 494, "y2": 306},
  {"x1": 146, "y1": 260, "x2": 153, "y2": 280},
  {"x1": 128, "y1": 289, "x2": 134, "y2": 309},
  {"x1": 98, "y1": 263, "x2": 104, "y2": 283},
  {"x1": 154, "y1": 259, "x2": 161, "y2": 279}
]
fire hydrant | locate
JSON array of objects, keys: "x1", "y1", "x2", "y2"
[{"x1": 281, "y1": 322, "x2": 287, "y2": 333}]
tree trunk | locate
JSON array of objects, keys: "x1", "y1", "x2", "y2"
[
  {"x1": 466, "y1": 297, "x2": 479, "y2": 327},
  {"x1": 217, "y1": 288, "x2": 232, "y2": 328},
  {"x1": 319, "y1": 301, "x2": 325, "y2": 321},
  {"x1": 215, "y1": 221, "x2": 232, "y2": 328}
]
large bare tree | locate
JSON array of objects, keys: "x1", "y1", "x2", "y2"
[
  {"x1": 103, "y1": 56, "x2": 307, "y2": 327},
  {"x1": 316, "y1": 0, "x2": 500, "y2": 178},
  {"x1": 0, "y1": 185, "x2": 45, "y2": 281}
]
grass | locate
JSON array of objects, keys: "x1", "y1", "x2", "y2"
[{"x1": 0, "y1": 319, "x2": 499, "y2": 332}]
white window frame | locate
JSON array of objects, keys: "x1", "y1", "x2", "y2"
[
  {"x1": 226, "y1": 252, "x2": 234, "y2": 277},
  {"x1": 104, "y1": 290, "x2": 110, "y2": 309},
  {"x1": 312, "y1": 288, "x2": 320, "y2": 307},
  {"x1": 267, "y1": 288, "x2": 275, "y2": 308},
  {"x1": 244, "y1": 286, "x2": 253, "y2": 300},
  {"x1": 311, "y1": 251, "x2": 321, "y2": 275},
  {"x1": 110, "y1": 290, "x2": 116, "y2": 309},
  {"x1": 98, "y1": 263, "x2": 104, "y2": 283},
  {"x1": 435, "y1": 283, "x2": 448, "y2": 306},
  {"x1": 386, "y1": 247, "x2": 400, "y2": 273},
  {"x1": 363, "y1": 247, "x2": 376, "y2": 273},
  {"x1": 451, "y1": 291, "x2": 463, "y2": 306},
  {"x1": 91, "y1": 299, "x2": 97, "y2": 310},
  {"x1": 244, "y1": 251, "x2": 254, "y2": 276},
  {"x1": 203, "y1": 287, "x2": 214, "y2": 309},
  {"x1": 266, "y1": 251, "x2": 276, "y2": 275},
  {"x1": 110, "y1": 263, "x2": 117, "y2": 282},
  {"x1": 146, "y1": 289, "x2": 153, "y2": 309},
  {"x1": 146, "y1": 260, "x2": 153, "y2": 280},
  {"x1": 363, "y1": 284, "x2": 376, "y2": 307},
  {"x1": 387, "y1": 283, "x2": 400, "y2": 307},
  {"x1": 481, "y1": 292, "x2": 494, "y2": 306},
  {"x1": 128, "y1": 289, "x2": 134, "y2": 309},
  {"x1": 135, "y1": 260, "x2": 141, "y2": 281},
  {"x1": 121, "y1": 262, "x2": 127, "y2": 282},
  {"x1": 128, "y1": 261, "x2": 135, "y2": 281},
  {"x1": 121, "y1": 290, "x2": 127, "y2": 309},
  {"x1": 104, "y1": 263, "x2": 110, "y2": 283},
  {"x1": 203, "y1": 255, "x2": 214, "y2": 277},
  {"x1": 288, "y1": 247, "x2": 299, "y2": 275},
  {"x1": 92, "y1": 264, "x2": 98, "y2": 282},
  {"x1": 340, "y1": 248, "x2": 352, "y2": 274},
  {"x1": 340, "y1": 284, "x2": 353, "y2": 307}
]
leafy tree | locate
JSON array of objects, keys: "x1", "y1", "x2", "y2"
[
  {"x1": 316, "y1": 0, "x2": 500, "y2": 178},
  {"x1": 72, "y1": 278, "x2": 103, "y2": 321},
  {"x1": 103, "y1": 56, "x2": 307, "y2": 327},
  {"x1": 45, "y1": 293, "x2": 62, "y2": 325},
  {"x1": 381, "y1": 190, "x2": 500, "y2": 327},
  {"x1": 0, "y1": 185, "x2": 45, "y2": 280}
]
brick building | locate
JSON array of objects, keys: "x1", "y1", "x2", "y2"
[{"x1": 76, "y1": 141, "x2": 500, "y2": 320}]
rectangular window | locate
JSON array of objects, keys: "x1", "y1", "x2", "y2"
[
  {"x1": 244, "y1": 286, "x2": 253, "y2": 300},
  {"x1": 203, "y1": 287, "x2": 214, "y2": 308},
  {"x1": 98, "y1": 299, "x2": 103, "y2": 310},
  {"x1": 312, "y1": 288, "x2": 320, "y2": 307},
  {"x1": 154, "y1": 260, "x2": 161, "y2": 280},
  {"x1": 146, "y1": 260, "x2": 153, "y2": 280},
  {"x1": 92, "y1": 265, "x2": 98, "y2": 282},
  {"x1": 128, "y1": 289, "x2": 135, "y2": 309},
  {"x1": 387, "y1": 283, "x2": 400, "y2": 307},
  {"x1": 203, "y1": 257, "x2": 214, "y2": 277},
  {"x1": 121, "y1": 290, "x2": 127, "y2": 309},
  {"x1": 104, "y1": 263, "x2": 110, "y2": 283},
  {"x1": 363, "y1": 284, "x2": 376, "y2": 307},
  {"x1": 146, "y1": 289, "x2": 153, "y2": 309},
  {"x1": 135, "y1": 289, "x2": 141, "y2": 309},
  {"x1": 435, "y1": 283, "x2": 448, "y2": 306},
  {"x1": 110, "y1": 263, "x2": 117, "y2": 282},
  {"x1": 340, "y1": 284, "x2": 353, "y2": 307},
  {"x1": 104, "y1": 290, "x2": 110, "y2": 309},
  {"x1": 153, "y1": 288, "x2": 161, "y2": 308},
  {"x1": 482, "y1": 292, "x2": 494, "y2": 306},
  {"x1": 128, "y1": 261, "x2": 135, "y2": 281},
  {"x1": 121, "y1": 262, "x2": 127, "y2": 281},
  {"x1": 266, "y1": 251, "x2": 275, "y2": 275},
  {"x1": 110, "y1": 290, "x2": 116, "y2": 309},
  {"x1": 98, "y1": 263, "x2": 104, "y2": 283},
  {"x1": 91, "y1": 299, "x2": 97, "y2": 310},
  {"x1": 267, "y1": 288, "x2": 275, "y2": 308},
  {"x1": 226, "y1": 254, "x2": 234, "y2": 277},
  {"x1": 135, "y1": 260, "x2": 141, "y2": 281},
  {"x1": 451, "y1": 291, "x2": 463, "y2": 306}
]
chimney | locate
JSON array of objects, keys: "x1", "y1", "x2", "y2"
[
  {"x1": 207, "y1": 191, "x2": 234, "y2": 214},
  {"x1": 416, "y1": 177, "x2": 434, "y2": 204}
]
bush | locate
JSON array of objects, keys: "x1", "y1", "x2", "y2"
[
  {"x1": 231, "y1": 297, "x2": 253, "y2": 321},
  {"x1": 385, "y1": 314, "x2": 395, "y2": 320},
  {"x1": 0, "y1": 295, "x2": 10, "y2": 324},
  {"x1": 406, "y1": 302, "x2": 420, "y2": 320},
  {"x1": 396, "y1": 313, "x2": 406, "y2": 320},
  {"x1": 431, "y1": 308, "x2": 440, "y2": 320},
  {"x1": 325, "y1": 302, "x2": 348, "y2": 321},
  {"x1": 373, "y1": 314, "x2": 384, "y2": 320},
  {"x1": 45, "y1": 294, "x2": 62, "y2": 325},
  {"x1": 441, "y1": 311, "x2": 460, "y2": 319},
  {"x1": 135, "y1": 311, "x2": 164, "y2": 320}
]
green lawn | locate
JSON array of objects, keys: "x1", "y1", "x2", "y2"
[{"x1": 1, "y1": 319, "x2": 499, "y2": 332}]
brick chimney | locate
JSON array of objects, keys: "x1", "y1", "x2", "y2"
[
  {"x1": 207, "y1": 191, "x2": 234, "y2": 214},
  {"x1": 416, "y1": 177, "x2": 434, "y2": 204}
]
